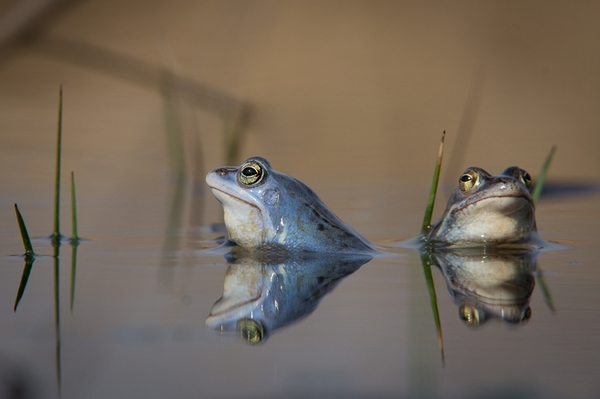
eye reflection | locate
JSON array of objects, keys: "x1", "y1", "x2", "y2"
[
  {"x1": 237, "y1": 318, "x2": 265, "y2": 345},
  {"x1": 459, "y1": 304, "x2": 482, "y2": 326}
]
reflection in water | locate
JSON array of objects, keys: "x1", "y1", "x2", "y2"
[
  {"x1": 427, "y1": 248, "x2": 540, "y2": 326},
  {"x1": 12, "y1": 232, "x2": 82, "y2": 396},
  {"x1": 206, "y1": 250, "x2": 372, "y2": 344},
  {"x1": 417, "y1": 246, "x2": 552, "y2": 365},
  {"x1": 13, "y1": 255, "x2": 34, "y2": 312},
  {"x1": 52, "y1": 243, "x2": 62, "y2": 395}
]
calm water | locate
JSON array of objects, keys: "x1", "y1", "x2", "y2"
[
  {"x1": 2, "y1": 2, "x2": 600, "y2": 398},
  {"x1": 1, "y1": 167, "x2": 599, "y2": 398}
]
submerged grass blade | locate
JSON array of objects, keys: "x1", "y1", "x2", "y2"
[
  {"x1": 536, "y1": 266, "x2": 556, "y2": 313},
  {"x1": 531, "y1": 146, "x2": 556, "y2": 204},
  {"x1": 52, "y1": 86, "x2": 64, "y2": 246},
  {"x1": 421, "y1": 132, "x2": 446, "y2": 235},
  {"x1": 420, "y1": 252, "x2": 445, "y2": 366},
  {"x1": 14, "y1": 204, "x2": 35, "y2": 257},
  {"x1": 70, "y1": 172, "x2": 78, "y2": 242},
  {"x1": 70, "y1": 243, "x2": 78, "y2": 311},
  {"x1": 53, "y1": 247, "x2": 62, "y2": 395},
  {"x1": 14, "y1": 257, "x2": 35, "y2": 311}
]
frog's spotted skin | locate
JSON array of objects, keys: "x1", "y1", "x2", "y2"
[
  {"x1": 427, "y1": 166, "x2": 536, "y2": 247},
  {"x1": 206, "y1": 157, "x2": 373, "y2": 254}
]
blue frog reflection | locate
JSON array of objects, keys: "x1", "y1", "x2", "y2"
[
  {"x1": 206, "y1": 249, "x2": 372, "y2": 344},
  {"x1": 428, "y1": 248, "x2": 538, "y2": 326}
]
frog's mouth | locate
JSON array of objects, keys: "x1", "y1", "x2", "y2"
[{"x1": 209, "y1": 187, "x2": 263, "y2": 215}]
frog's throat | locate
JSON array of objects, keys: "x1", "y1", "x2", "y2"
[
  {"x1": 209, "y1": 188, "x2": 275, "y2": 248},
  {"x1": 448, "y1": 269, "x2": 532, "y2": 304},
  {"x1": 205, "y1": 284, "x2": 265, "y2": 329},
  {"x1": 451, "y1": 194, "x2": 533, "y2": 218}
]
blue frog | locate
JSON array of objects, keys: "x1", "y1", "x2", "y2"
[{"x1": 206, "y1": 157, "x2": 374, "y2": 254}]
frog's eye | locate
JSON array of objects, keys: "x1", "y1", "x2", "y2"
[
  {"x1": 459, "y1": 304, "x2": 482, "y2": 326},
  {"x1": 520, "y1": 307, "x2": 532, "y2": 322},
  {"x1": 459, "y1": 170, "x2": 479, "y2": 191},
  {"x1": 520, "y1": 170, "x2": 532, "y2": 188},
  {"x1": 238, "y1": 161, "x2": 264, "y2": 186},
  {"x1": 237, "y1": 318, "x2": 265, "y2": 345}
]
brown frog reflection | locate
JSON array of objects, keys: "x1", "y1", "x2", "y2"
[
  {"x1": 429, "y1": 248, "x2": 538, "y2": 326},
  {"x1": 206, "y1": 249, "x2": 371, "y2": 344}
]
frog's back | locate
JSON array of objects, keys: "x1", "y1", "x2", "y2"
[{"x1": 273, "y1": 175, "x2": 373, "y2": 253}]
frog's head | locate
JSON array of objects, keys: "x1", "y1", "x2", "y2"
[
  {"x1": 206, "y1": 157, "x2": 278, "y2": 249},
  {"x1": 206, "y1": 156, "x2": 373, "y2": 253},
  {"x1": 429, "y1": 166, "x2": 536, "y2": 246}
]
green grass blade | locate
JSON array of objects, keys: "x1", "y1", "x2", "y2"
[
  {"x1": 421, "y1": 132, "x2": 446, "y2": 235},
  {"x1": 531, "y1": 146, "x2": 556, "y2": 204},
  {"x1": 14, "y1": 204, "x2": 35, "y2": 257},
  {"x1": 70, "y1": 171, "x2": 79, "y2": 311},
  {"x1": 53, "y1": 86, "x2": 63, "y2": 246},
  {"x1": 70, "y1": 172, "x2": 78, "y2": 242},
  {"x1": 14, "y1": 256, "x2": 35, "y2": 311},
  {"x1": 420, "y1": 252, "x2": 445, "y2": 366}
]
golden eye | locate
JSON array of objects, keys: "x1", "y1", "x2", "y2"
[
  {"x1": 520, "y1": 170, "x2": 532, "y2": 188},
  {"x1": 459, "y1": 170, "x2": 479, "y2": 191},
  {"x1": 459, "y1": 304, "x2": 481, "y2": 326},
  {"x1": 238, "y1": 161, "x2": 264, "y2": 186},
  {"x1": 237, "y1": 319, "x2": 265, "y2": 345}
]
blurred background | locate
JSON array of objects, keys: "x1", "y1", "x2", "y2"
[
  {"x1": 2, "y1": 0, "x2": 599, "y2": 239},
  {"x1": 2, "y1": 0, "x2": 599, "y2": 182}
]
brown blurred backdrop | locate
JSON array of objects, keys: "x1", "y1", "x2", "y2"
[{"x1": 1, "y1": 0, "x2": 599, "y2": 188}]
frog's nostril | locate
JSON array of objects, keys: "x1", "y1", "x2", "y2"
[{"x1": 216, "y1": 168, "x2": 228, "y2": 176}]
